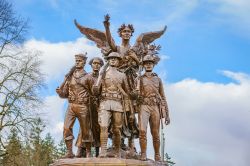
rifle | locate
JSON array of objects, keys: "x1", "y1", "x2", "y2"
[
  {"x1": 57, "y1": 66, "x2": 76, "y2": 97},
  {"x1": 115, "y1": 81, "x2": 129, "y2": 127},
  {"x1": 94, "y1": 63, "x2": 109, "y2": 89},
  {"x1": 134, "y1": 52, "x2": 143, "y2": 114}
]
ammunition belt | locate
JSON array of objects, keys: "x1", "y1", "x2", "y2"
[
  {"x1": 101, "y1": 92, "x2": 122, "y2": 101},
  {"x1": 142, "y1": 97, "x2": 161, "y2": 106},
  {"x1": 69, "y1": 97, "x2": 89, "y2": 104}
]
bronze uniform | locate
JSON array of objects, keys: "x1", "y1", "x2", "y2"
[
  {"x1": 62, "y1": 69, "x2": 93, "y2": 143},
  {"x1": 138, "y1": 72, "x2": 169, "y2": 161},
  {"x1": 76, "y1": 72, "x2": 101, "y2": 150},
  {"x1": 98, "y1": 66, "x2": 130, "y2": 157}
]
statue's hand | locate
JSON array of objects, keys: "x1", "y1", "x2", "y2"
[
  {"x1": 56, "y1": 87, "x2": 61, "y2": 94},
  {"x1": 130, "y1": 90, "x2": 138, "y2": 99},
  {"x1": 92, "y1": 85, "x2": 99, "y2": 95},
  {"x1": 165, "y1": 116, "x2": 170, "y2": 125},
  {"x1": 103, "y1": 14, "x2": 110, "y2": 27},
  {"x1": 129, "y1": 114, "x2": 135, "y2": 123}
]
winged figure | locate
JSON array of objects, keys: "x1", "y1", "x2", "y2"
[
  {"x1": 74, "y1": 15, "x2": 167, "y2": 154},
  {"x1": 74, "y1": 19, "x2": 114, "y2": 57},
  {"x1": 74, "y1": 14, "x2": 166, "y2": 61}
]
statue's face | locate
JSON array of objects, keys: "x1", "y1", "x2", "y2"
[
  {"x1": 75, "y1": 58, "x2": 85, "y2": 69},
  {"x1": 108, "y1": 57, "x2": 120, "y2": 67},
  {"x1": 91, "y1": 59, "x2": 102, "y2": 71},
  {"x1": 143, "y1": 61, "x2": 154, "y2": 72},
  {"x1": 121, "y1": 27, "x2": 132, "y2": 40}
]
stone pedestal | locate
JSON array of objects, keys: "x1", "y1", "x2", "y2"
[{"x1": 51, "y1": 158, "x2": 168, "y2": 166}]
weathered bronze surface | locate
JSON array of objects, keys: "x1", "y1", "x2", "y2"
[
  {"x1": 56, "y1": 14, "x2": 169, "y2": 163},
  {"x1": 56, "y1": 54, "x2": 93, "y2": 158},
  {"x1": 75, "y1": 57, "x2": 104, "y2": 158},
  {"x1": 138, "y1": 54, "x2": 170, "y2": 161}
]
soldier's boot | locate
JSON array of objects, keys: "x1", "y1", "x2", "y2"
[
  {"x1": 82, "y1": 147, "x2": 86, "y2": 158},
  {"x1": 95, "y1": 147, "x2": 100, "y2": 157},
  {"x1": 113, "y1": 128, "x2": 121, "y2": 158},
  {"x1": 75, "y1": 147, "x2": 83, "y2": 158},
  {"x1": 128, "y1": 138, "x2": 136, "y2": 156},
  {"x1": 62, "y1": 140, "x2": 75, "y2": 158},
  {"x1": 99, "y1": 127, "x2": 108, "y2": 158},
  {"x1": 139, "y1": 131, "x2": 147, "y2": 161},
  {"x1": 120, "y1": 138, "x2": 127, "y2": 150},
  {"x1": 85, "y1": 143, "x2": 91, "y2": 158},
  {"x1": 153, "y1": 136, "x2": 161, "y2": 161},
  {"x1": 129, "y1": 138, "x2": 135, "y2": 151}
]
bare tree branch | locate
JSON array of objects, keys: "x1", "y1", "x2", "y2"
[{"x1": 0, "y1": 0, "x2": 45, "y2": 157}]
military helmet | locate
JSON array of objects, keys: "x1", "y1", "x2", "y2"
[
  {"x1": 143, "y1": 54, "x2": 155, "y2": 63},
  {"x1": 142, "y1": 54, "x2": 160, "y2": 65},
  {"x1": 107, "y1": 52, "x2": 122, "y2": 60}
]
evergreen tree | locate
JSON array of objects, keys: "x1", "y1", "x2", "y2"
[
  {"x1": 165, "y1": 153, "x2": 176, "y2": 166},
  {"x1": 55, "y1": 139, "x2": 67, "y2": 158},
  {"x1": 29, "y1": 118, "x2": 45, "y2": 166},
  {"x1": 41, "y1": 133, "x2": 57, "y2": 165},
  {"x1": 1, "y1": 129, "x2": 24, "y2": 166}
]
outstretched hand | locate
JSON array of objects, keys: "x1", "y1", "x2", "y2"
[
  {"x1": 103, "y1": 14, "x2": 110, "y2": 27},
  {"x1": 104, "y1": 14, "x2": 110, "y2": 21}
]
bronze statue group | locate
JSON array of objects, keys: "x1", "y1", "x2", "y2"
[{"x1": 56, "y1": 15, "x2": 170, "y2": 162}]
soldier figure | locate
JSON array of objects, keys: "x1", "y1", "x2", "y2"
[
  {"x1": 137, "y1": 54, "x2": 170, "y2": 161},
  {"x1": 75, "y1": 57, "x2": 104, "y2": 157},
  {"x1": 93, "y1": 52, "x2": 131, "y2": 158},
  {"x1": 56, "y1": 54, "x2": 93, "y2": 158}
]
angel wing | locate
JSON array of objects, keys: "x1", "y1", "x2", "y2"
[
  {"x1": 132, "y1": 26, "x2": 167, "y2": 59},
  {"x1": 74, "y1": 19, "x2": 108, "y2": 48},
  {"x1": 135, "y1": 26, "x2": 167, "y2": 45}
]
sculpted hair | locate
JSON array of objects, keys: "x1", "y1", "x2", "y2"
[
  {"x1": 118, "y1": 24, "x2": 134, "y2": 37},
  {"x1": 88, "y1": 57, "x2": 104, "y2": 66}
]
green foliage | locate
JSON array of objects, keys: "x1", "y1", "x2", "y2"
[
  {"x1": 56, "y1": 139, "x2": 67, "y2": 158},
  {"x1": 1, "y1": 129, "x2": 24, "y2": 166},
  {"x1": 165, "y1": 153, "x2": 176, "y2": 166},
  {"x1": 0, "y1": 118, "x2": 66, "y2": 166}
]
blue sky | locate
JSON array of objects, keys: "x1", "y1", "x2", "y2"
[
  {"x1": 11, "y1": 0, "x2": 250, "y2": 165},
  {"x1": 13, "y1": 0, "x2": 250, "y2": 83}
]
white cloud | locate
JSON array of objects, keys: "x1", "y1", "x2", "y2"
[
  {"x1": 40, "y1": 95, "x2": 65, "y2": 144},
  {"x1": 159, "y1": 55, "x2": 170, "y2": 61},
  {"x1": 164, "y1": 70, "x2": 250, "y2": 166},
  {"x1": 220, "y1": 70, "x2": 250, "y2": 84},
  {"x1": 40, "y1": 68, "x2": 250, "y2": 165},
  {"x1": 24, "y1": 37, "x2": 102, "y2": 81},
  {"x1": 24, "y1": 38, "x2": 250, "y2": 165}
]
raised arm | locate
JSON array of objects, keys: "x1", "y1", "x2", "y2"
[{"x1": 103, "y1": 14, "x2": 117, "y2": 51}]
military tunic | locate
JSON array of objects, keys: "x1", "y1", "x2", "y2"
[
  {"x1": 62, "y1": 69, "x2": 93, "y2": 143},
  {"x1": 75, "y1": 72, "x2": 101, "y2": 147},
  {"x1": 138, "y1": 72, "x2": 169, "y2": 159}
]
